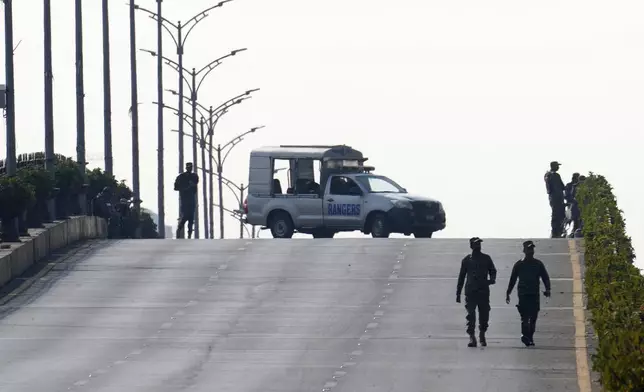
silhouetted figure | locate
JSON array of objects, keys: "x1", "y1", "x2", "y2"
[
  {"x1": 456, "y1": 237, "x2": 497, "y2": 347},
  {"x1": 174, "y1": 162, "x2": 199, "y2": 239},
  {"x1": 570, "y1": 175, "x2": 586, "y2": 236},
  {"x1": 544, "y1": 161, "x2": 565, "y2": 237},
  {"x1": 506, "y1": 240, "x2": 551, "y2": 347}
]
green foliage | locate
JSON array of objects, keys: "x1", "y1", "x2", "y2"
[
  {"x1": 54, "y1": 158, "x2": 83, "y2": 195},
  {"x1": 0, "y1": 176, "x2": 35, "y2": 219},
  {"x1": 17, "y1": 167, "x2": 55, "y2": 200},
  {"x1": 139, "y1": 209, "x2": 160, "y2": 239},
  {"x1": 577, "y1": 174, "x2": 644, "y2": 391},
  {"x1": 0, "y1": 151, "x2": 159, "y2": 239}
]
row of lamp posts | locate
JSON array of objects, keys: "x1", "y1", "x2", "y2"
[
  {"x1": 1, "y1": 0, "x2": 257, "y2": 241},
  {"x1": 134, "y1": 0, "x2": 261, "y2": 239}
]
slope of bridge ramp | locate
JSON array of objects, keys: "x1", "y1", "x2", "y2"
[{"x1": 0, "y1": 238, "x2": 588, "y2": 392}]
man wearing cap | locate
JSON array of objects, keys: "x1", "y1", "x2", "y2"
[
  {"x1": 174, "y1": 162, "x2": 199, "y2": 239},
  {"x1": 506, "y1": 240, "x2": 552, "y2": 347},
  {"x1": 456, "y1": 237, "x2": 498, "y2": 347},
  {"x1": 544, "y1": 161, "x2": 566, "y2": 238}
]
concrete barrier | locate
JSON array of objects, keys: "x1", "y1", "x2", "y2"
[{"x1": 0, "y1": 216, "x2": 108, "y2": 289}]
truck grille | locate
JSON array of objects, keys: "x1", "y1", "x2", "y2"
[{"x1": 411, "y1": 201, "x2": 440, "y2": 222}]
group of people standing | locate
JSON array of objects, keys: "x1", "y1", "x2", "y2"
[
  {"x1": 456, "y1": 237, "x2": 551, "y2": 348},
  {"x1": 544, "y1": 161, "x2": 586, "y2": 238}
]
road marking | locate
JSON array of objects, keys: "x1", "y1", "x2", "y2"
[{"x1": 568, "y1": 239, "x2": 592, "y2": 392}]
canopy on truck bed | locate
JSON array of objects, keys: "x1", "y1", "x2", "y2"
[{"x1": 250, "y1": 145, "x2": 365, "y2": 161}]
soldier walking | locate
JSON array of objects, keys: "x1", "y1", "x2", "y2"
[
  {"x1": 456, "y1": 237, "x2": 498, "y2": 347},
  {"x1": 506, "y1": 240, "x2": 552, "y2": 347}
]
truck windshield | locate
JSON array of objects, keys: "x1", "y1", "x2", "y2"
[{"x1": 355, "y1": 175, "x2": 406, "y2": 193}]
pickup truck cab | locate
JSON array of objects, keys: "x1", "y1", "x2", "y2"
[{"x1": 242, "y1": 145, "x2": 446, "y2": 238}]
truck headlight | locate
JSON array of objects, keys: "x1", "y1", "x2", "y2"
[{"x1": 391, "y1": 200, "x2": 413, "y2": 209}]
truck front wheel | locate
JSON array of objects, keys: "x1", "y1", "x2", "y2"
[
  {"x1": 269, "y1": 211, "x2": 294, "y2": 238},
  {"x1": 370, "y1": 213, "x2": 390, "y2": 238}
]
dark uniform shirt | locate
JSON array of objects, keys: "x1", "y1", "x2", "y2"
[
  {"x1": 456, "y1": 252, "x2": 497, "y2": 296},
  {"x1": 174, "y1": 172, "x2": 199, "y2": 203},
  {"x1": 545, "y1": 171, "x2": 565, "y2": 200},
  {"x1": 506, "y1": 258, "x2": 551, "y2": 296}
]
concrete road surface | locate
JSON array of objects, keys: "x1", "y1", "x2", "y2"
[{"x1": 0, "y1": 238, "x2": 587, "y2": 392}]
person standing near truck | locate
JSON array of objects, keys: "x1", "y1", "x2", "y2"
[
  {"x1": 506, "y1": 240, "x2": 552, "y2": 347},
  {"x1": 174, "y1": 162, "x2": 199, "y2": 239}
]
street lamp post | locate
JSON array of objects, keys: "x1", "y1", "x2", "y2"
[
  {"x1": 1, "y1": 0, "x2": 19, "y2": 242},
  {"x1": 211, "y1": 203, "x2": 251, "y2": 238},
  {"x1": 128, "y1": 0, "x2": 141, "y2": 235},
  {"x1": 141, "y1": 47, "x2": 247, "y2": 238},
  {"x1": 75, "y1": 0, "x2": 88, "y2": 215},
  {"x1": 102, "y1": 0, "x2": 113, "y2": 176},
  {"x1": 43, "y1": 0, "x2": 56, "y2": 222},
  {"x1": 155, "y1": 0, "x2": 165, "y2": 238},
  {"x1": 213, "y1": 126, "x2": 265, "y2": 239},
  {"x1": 199, "y1": 118, "x2": 209, "y2": 239},
  {"x1": 132, "y1": 0, "x2": 234, "y2": 176}
]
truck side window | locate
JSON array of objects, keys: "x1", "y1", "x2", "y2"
[{"x1": 329, "y1": 176, "x2": 359, "y2": 195}]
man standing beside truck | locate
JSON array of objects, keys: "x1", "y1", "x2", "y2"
[{"x1": 174, "y1": 162, "x2": 199, "y2": 239}]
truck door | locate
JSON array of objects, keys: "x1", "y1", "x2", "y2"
[{"x1": 323, "y1": 175, "x2": 364, "y2": 229}]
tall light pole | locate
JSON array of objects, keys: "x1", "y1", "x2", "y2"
[
  {"x1": 129, "y1": 0, "x2": 141, "y2": 227},
  {"x1": 102, "y1": 0, "x2": 113, "y2": 176},
  {"x1": 1, "y1": 0, "x2": 18, "y2": 242},
  {"x1": 141, "y1": 47, "x2": 247, "y2": 238},
  {"x1": 75, "y1": 0, "x2": 88, "y2": 214},
  {"x1": 43, "y1": 0, "x2": 56, "y2": 221},
  {"x1": 155, "y1": 0, "x2": 165, "y2": 238},
  {"x1": 199, "y1": 118, "x2": 208, "y2": 238},
  {"x1": 133, "y1": 0, "x2": 233, "y2": 177},
  {"x1": 213, "y1": 126, "x2": 265, "y2": 239}
]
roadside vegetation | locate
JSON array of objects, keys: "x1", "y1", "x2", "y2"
[
  {"x1": 0, "y1": 152, "x2": 159, "y2": 240},
  {"x1": 577, "y1": 174, "x2": 644, "y2": 391}
]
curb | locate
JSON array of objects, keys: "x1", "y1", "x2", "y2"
[{"x1": 0, "y1": 216, "x2": 108, "y2": 289}]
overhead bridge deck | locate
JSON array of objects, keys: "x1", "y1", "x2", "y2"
[{"x1": 0, "y1": 238, "x2": 591, "y2": 392}]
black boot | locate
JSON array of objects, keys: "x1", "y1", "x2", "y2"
[
  {"x1": 468, "y1": 334, "x2": 477, "y2": 348},
  {"x1": 479, "y1": 332, "x2": 487, "y2": 347}
]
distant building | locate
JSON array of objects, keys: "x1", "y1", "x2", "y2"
[{"x1": 145, "y1": 210, "x2": 173, "y2": 239}]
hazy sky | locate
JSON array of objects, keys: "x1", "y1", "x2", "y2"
[{"x1": 1, "y1": 0, "x2": 642, "y2": 269}]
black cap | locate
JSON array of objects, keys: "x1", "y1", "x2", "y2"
[
  {"x1": 550, "y1": 161, "x2": 561, "y2": 166},
  {"x1": 523, "y1": 240, "x2": 535, "y2": 249},
  {"x1": 469, "y1": 237, "x2": 483, "y2": 245}
]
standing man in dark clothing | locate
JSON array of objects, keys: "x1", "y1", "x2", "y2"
[
  {"x1": 564, "y1": 172, "x2": 580, "y2": 206},
  {"x1": 506, "y1": 240, "x2": 551, "y2": 347},
  {"x1": 174, "y1": 162, "x2": 199, "y2": 239},
  {"x1": 544, "y1": 161, "x2": 566, "y2": 238},
  {"x1": 456, "y1": 237, "x2": 498, "y2": 348}
]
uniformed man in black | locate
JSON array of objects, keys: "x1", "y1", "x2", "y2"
[
  {"x1": 544, "y1": 161, "x2": 566, "y2": 238},
  {"x1": 506, "y1": 240, "x2": 551, "y2": 347},
  {"x1": 456, "y1": 237, "x2": 497, "y2": 347},
  {"x1": 174, "y1": 162, "x2": 199, "y2": 239}
]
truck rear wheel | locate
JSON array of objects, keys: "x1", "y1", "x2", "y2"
[
  {"x1": 269, "y1": 211, "x2": 294, "y2": 238},
  {"x1": 370, "y1": 213, "x2": 390, "y2": 238}
]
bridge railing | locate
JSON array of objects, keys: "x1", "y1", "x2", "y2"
[{"x1": 577, "y1": 174, "x2": 644, "y2": 391}]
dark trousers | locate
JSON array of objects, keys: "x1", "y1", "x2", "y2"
[
  {"x1": 517, "y1": 294, "x2": 540, "y2": 340},
  {"x1": 177, "y1": 202, "x2": 195, "y2": 238},
  {"x1": 550, "y1": 197, "x2": 565, "y2": 236},
  {"x1": 465, "y1": 291, "x2": 490, "y2": 335}
]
